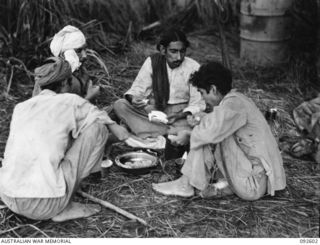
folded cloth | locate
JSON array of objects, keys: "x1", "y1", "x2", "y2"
[
  {"x1": 125, "y1": 135, "x2": 166, "y2": 149},
  {"x1": 64, "y1": 49, "x2": 81, "y2": 72},
  {"x1": 148, "y1": 111, "x2": 168, "y2": 124}
]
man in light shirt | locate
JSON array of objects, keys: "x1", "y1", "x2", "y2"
[
  {"x1": 152, "y1": 61, "x2": 286, "y2": 200},
  {"x1": 0, "y1": 58, "x2": 129, "y2": 221},
  {"x1": 113, "y1": 28, "x2": 205, "y2": 158}
]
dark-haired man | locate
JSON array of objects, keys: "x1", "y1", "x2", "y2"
[
  {"x1": 152, "y1": 61, "x2": 286, "y2": 200},
  {"x1": 0, "y1": 58, "x2": 129, "y2": 221},
  {"x1": 113, "y1": 29, "x2": 205, "y2": 148}
]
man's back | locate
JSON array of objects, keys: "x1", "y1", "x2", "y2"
[
  {"x1": 219, "y1": 92, "x2": 286, "y2": 194},
  {"x1": 0, "y1": 90, "x2": 109, "y2": 198}
]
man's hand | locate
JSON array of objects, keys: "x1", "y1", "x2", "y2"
[
  {"x1": 85, "y1": 80, "x2": 100, "y2": 101},
  {"x1": 108, "y1": 124, "x2": 130, "y2": 141},
  {"x1": 167, "y1": 112, "x2": 189, "y2": 125},
  {"x1": 168, "y1": 130, "x2": 191, "y2": 146},
  {"x1": 187, "y1": 112, "x2": 207, "y2": 127},
  {"x1": 186, "y1": 115, "x2": 201, "y2": 127}
]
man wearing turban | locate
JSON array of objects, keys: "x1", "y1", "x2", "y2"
[
  {"x1": 0, "y1": 58, "x2": 129, "y2": 221},
  {"x1": 33, "y1": 25, "x2": 99, "y2": 101}
]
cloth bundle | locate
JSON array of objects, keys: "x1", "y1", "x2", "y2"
[{"x1": 148, "y1": 110, "x2": 168, "y2": 124}]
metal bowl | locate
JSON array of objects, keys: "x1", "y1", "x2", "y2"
[{"x1": 115, "y1": 151, "x2": 159, "y2": 175}]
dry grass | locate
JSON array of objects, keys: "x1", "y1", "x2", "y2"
[{"x1": 0, "y1": 30, "x2": 319, "y2": 238}]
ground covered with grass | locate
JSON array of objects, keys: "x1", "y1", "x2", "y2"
[{"x1": 0, "y1": 32, "x2": 319, "y2": 238}]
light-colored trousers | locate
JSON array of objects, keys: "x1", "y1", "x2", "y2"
[
  {"x1": 113, "y1": 99, "x2": 190, "y2": 138},
  {"x1": 182, "y1": 135, "x2": 267, "y2": 200},
  {"x1": 1, "y1": 123, "x2": 108, "y2": 220}
]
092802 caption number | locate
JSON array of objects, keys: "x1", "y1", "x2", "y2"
[{"x1": 300, "y1": 239, "x2": 318, "y2": 244}]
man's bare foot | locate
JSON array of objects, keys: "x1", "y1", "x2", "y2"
[
  {"x1": 152, "y1": 175, "x2": 194, "y2": 197},
  {"x1": 52, "y1": 201, "x2": 101, "y2": 222}
]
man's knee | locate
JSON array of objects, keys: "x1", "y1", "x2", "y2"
[
  {"x1": 114, "y1": 99, "x2": 130, "y2": 116},
  {"x1": 232, "y1": 175, "x2": 267, "y2": 201}
]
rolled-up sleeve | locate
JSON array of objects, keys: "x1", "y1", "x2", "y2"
[{"x1": 125, "y1": 57, "x2": 153, "y2": 99}]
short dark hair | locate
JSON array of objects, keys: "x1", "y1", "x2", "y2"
[
  {"x1": 190, "y1": 61, "x2": 232, "y2": 95},
  {"x1": 156, "y1": 28, "x2": 190, "y2": 51}
]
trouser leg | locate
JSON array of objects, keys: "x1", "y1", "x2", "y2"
[
  {"x1": 181, "y1": 145, "x2": 215, "y2": 191},
  {"x1": 181, "y1": 136, "x2": 267, "y2": 200},
  {"x1": 114, "y1": 99, "x2": 168, "y2": 138},
  {"x1": 216, "y1": 136, "x2": 267, "y2": 201},
  {"x1": 63, "y1": 122, "x2": 108, "y2": 189}
]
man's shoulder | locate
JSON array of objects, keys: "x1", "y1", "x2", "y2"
[
  {"x1": 224, "y1": 90, "x2": 244, "y2": 98},
  {"x1": 41, "y1": 91, "x2": 86, "y2": 105},
  {"x1": 183, "y1": 57, "x2": 200, "y2": 69},
  {"x1": 222, "y1": 91, "x2": 254, "y2": 111},
  {"x1": 59, "y1": 92, "x2": 86, "y2": 104}
]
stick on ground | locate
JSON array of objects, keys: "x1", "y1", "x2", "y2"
[{"x1": 77, "y1": 190, "x2": 148, "y2": 226}]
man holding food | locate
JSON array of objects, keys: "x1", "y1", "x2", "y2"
[{"x1": 113, "y1": 28, "x2": 205, "y2": 155}]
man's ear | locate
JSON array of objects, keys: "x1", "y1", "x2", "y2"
[
  {"x1": 159, "y1": 45, "x2": 166, "y2": 55},
  {"x1": 210, "y1": 85, "x2": 217, "y2": 94},
  {"x1": 60, "y1": 79, "x2": 71, "y2": 93}
]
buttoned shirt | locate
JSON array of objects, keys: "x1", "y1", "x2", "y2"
[
  {"x1": 190, "y1": 91, "x2": 286, "y2": 195},
  {"x1": 125, "y1": 56, "x2": 206, "y2": 115},
  {"x1": 0, "y1": 90, "x2": 114, "y2": 198}
]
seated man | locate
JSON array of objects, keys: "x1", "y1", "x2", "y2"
[
  {"x1": 0, "y1": 58, "x2": 129, "y2": 221},
  {"x1": 33, "y1": 25, "x2": 99, "y2": 101},
  {"x1": 113, "y1": 28, "x2": 205, "y2": 152},
  {"x1": 152, "y1": 61, "x2": 286, "y2": 200}
]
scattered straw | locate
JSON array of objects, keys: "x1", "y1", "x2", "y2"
[{"x1": 0, "y1": 33, "x2": 319, "y2": 238}]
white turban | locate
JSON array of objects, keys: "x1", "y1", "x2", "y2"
[{"x1": 50, "y1": 25, "x2": 86, "y2": 72}]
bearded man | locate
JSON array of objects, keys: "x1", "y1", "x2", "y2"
[{"x1": 113, "y1": 28, "x2": 205, "y2": 157}]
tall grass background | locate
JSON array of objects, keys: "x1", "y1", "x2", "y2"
[{"x1": 0, "y1": 0, "x2": 241, "y2": 67}]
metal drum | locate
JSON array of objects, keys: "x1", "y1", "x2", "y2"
[{"x1": 240, "y1": 0, "x2": 293, "y2": 66}]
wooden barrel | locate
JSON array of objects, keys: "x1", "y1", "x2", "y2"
[{"x1": 240, "y1": 0, "x2": 293, "y2": 66}]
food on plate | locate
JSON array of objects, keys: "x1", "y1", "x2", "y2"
[{"x1": 124, "y1": 159, "x2": 153, "y2": 168}]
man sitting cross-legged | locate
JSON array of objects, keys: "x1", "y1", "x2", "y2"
[
  {"x1": 152, "y1": 61, "x2": 286, "y2": 200},
  {"x1": 0, "y1": 58, "x2": 129, "y2": 221},
  {"x1": 113, "y1": 28, "x2": 205, "y2": 158}
]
